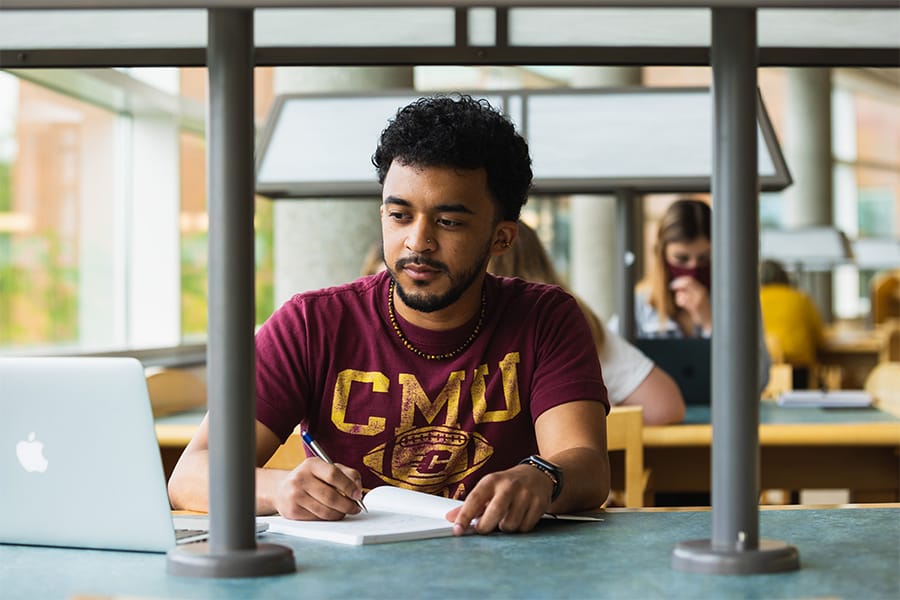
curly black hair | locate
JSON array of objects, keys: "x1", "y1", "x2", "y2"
[{"x1": 372, "y1": 94, "x2": 533, "y2": 222}]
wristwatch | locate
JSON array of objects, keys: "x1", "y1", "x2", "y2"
[{"x1": 519, "y1": 455, "x2": 563, "y2": 501}]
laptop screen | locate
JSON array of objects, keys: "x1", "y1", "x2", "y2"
[{"x1": 634, "y1": 338, "x2": 712, "y2": 406}]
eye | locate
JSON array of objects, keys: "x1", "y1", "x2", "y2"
[
  {"x1": 386, "y1": 210, "x2": 409, "y2": 222},
  {"x1": 437, "y1": 217, "x2": 462, "y2": 228}
]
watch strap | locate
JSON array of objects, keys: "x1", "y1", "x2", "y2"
[{"x1": 519, "y1": 455, "x2": 563, "y2": 501}]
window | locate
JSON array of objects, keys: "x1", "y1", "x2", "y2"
[
  {"x1": 0, "y1": 68, "x2": 276, "y2": 358},
  {"x1": 833, "y1": 78, "x2": 900, "y2": 318},
  {"x1": 0, "y1": 74, "x2": 120, "y2": 351}
]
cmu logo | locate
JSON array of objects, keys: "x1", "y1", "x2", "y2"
[{"x1": 331, "y1": 352, "x2": 521, "y2": 497}]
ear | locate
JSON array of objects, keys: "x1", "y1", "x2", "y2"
[{"x1": 490, "y1": 221, "x2": 519, "y2": 257}]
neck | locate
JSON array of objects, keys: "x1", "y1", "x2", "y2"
[{"x1": 393, "y1": 277, "x2": 486, "y2": 331}]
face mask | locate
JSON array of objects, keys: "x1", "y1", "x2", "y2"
[{"x1": 667, "y1": 263, "x2": 711, "y2": 290}]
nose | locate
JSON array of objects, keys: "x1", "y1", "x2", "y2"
[{"x1": 405, "y1": 220, "x2": 435, "y2": 253}]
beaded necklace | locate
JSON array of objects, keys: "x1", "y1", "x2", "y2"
[{"x1": 387, "y1": 279, "x2": 487, "y2": 361}]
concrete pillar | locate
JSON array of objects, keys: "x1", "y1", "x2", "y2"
[
  {"x1": 568, "y1": 67, "x2": 642, "y2": 322},
  {"x1": 782, "y1": 68, "x2": 834, "y2": 320},
  {"x1": 271, "y1": 67, "x2": 414, "y2": 305}
]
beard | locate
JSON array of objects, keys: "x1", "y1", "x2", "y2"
[{"x1": 388, "y1": 240, "x2": 492, "y2": 314}]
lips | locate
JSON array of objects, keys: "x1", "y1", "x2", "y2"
[
  {"x1": 396, "y1": 257, "x2": 446, "y2": 282},
  {"x1": 403, "y1": 265, "x2": 440, "y2": 282}
]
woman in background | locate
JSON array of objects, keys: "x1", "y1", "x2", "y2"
[
  {"x1": 635, "y1": 198, "x2": 713, "y2": 338},
  {"x1": 619, "y1": 197, "x2": 770, "y2": 390}
]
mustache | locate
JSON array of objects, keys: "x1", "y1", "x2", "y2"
[{"x1": 395, "y1": 255, "x2": 448, "y2": 273}]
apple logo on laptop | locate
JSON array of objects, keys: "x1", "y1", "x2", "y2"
[{"x1": 16, "y1": 432, "x2": 48, "y2": 473}]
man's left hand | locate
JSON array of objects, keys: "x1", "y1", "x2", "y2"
[{"x1": 444, "y1": 464, "x2": 553, "y2": 535}]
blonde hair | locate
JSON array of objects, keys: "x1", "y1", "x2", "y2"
[
  {"x1": 638, "y1": 198, "x2": 711, "y2": 336},
  {"x1": 360, "y1": 240, "x2": 385, "y2": 277},
  {"x1": 488, "y1": 221, "x2": 606, "y2": 349}
]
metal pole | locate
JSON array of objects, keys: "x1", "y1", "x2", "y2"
[
  {"x1": 615, "y1": 189, "x2": 637, "y2": 342},
  {"x1": 206, "y1": 5, "x2": 258, "y2": 554},
  {"x1": 709, "y1": 7, "x2": 761, "y2": 552},
  {"x1": 672, "y1": 7, "x2": 799, "y2": 575},
  {"x1": 167, "y1": 8, "x2": 294, "y2": 577}
]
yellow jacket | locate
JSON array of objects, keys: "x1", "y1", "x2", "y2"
[{"x1": 760, "y1": 284, "x2": 824, "y2": 367}]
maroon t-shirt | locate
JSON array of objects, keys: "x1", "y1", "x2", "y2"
[{"x1": 256, "y1": 271, "x2": 608, "y2": 500}]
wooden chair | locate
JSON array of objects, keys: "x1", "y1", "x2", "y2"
[
  {"x1": 605, "y1": 405, "x2": 646, "y2": 508},
  {"x1": 764, "y1": 332, "x2": 786, "y2": 365},
  {"x1": 760, "y1": 333, "x2": 795, "y2": 399},
  {"x1": 878, "y1": 317, "x2": 900, "y2": 362},
  {"x1": 762, "y1": 364, "x2": 793, "y2": 400},
  {"x1": 871, "y1": 269, "x2": 900, "y2": 327},
  {"x1": 864, "y1": 361, "x2": 900, "y2": 417},
  {"x1": 145, "y1": 366, "x2": 207, "y2": 418}
]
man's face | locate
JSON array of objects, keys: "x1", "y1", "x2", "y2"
[{"x1": 380, "y1": 161, "x2": 508, "y2": 314}]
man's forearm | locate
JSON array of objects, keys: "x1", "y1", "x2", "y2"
[
  {"x1": 167, "y1": 449, "x2": 211, "y2": 512},
  {"x1": 547, "y1": 447, "x2": 610, "y2": 513},
  {"x1": 168, "y1": 448, "x2": 289, "y2": 516}
]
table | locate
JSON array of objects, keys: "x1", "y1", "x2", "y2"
[
  {"x1": 634, "y1": 404, "x2": 900, "y2": 503},
  {"x1": 2, "y1": 506, "x2": 897, "y2": 599}
]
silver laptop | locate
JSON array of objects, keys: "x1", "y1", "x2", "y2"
[{"x1": 0, "y1": 356, "x2": 214, "y2": 553}]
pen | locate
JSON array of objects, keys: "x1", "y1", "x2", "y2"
[
  {"x1": 300, "y1": 430, "x2": 367, "y2": 512},
  {"x1": 542, "y1": 513, "x2": 604, "y2": 522}
]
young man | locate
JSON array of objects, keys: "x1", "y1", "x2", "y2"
[{"x1": 168, "y1": 95, "x2": 610, "y2": 535}]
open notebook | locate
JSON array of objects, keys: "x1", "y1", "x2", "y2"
[
  {"x1": 0, "y1": 356, "x2": 264, "y2": 553},
  {"x1": 260, "y1": 485, "x2": 603, "y2": 545}
]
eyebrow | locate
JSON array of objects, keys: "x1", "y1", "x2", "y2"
[{"x1": 383, "y1": 196, "x2": 476, "y2": 215}]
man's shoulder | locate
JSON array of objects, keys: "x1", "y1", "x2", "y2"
[
  {"x1": 288, "y1": 273, "x2": 384, "y2": 305},
  {"x1": 275, "y1": 274, "x2": 385, "y2": 324},
  {"x1": 489, "y1": 273, "x2": 571, "y2": 301},
  {"x1": 488, "y1": 275, "x2": 582, "y2": 329}
]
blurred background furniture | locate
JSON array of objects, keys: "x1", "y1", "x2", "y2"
[
  {"x1": 865, "y1": 362, "x2": 900, "y2": 417},
  {"x1": 870, "y1": 268, "x2": 900, "y2": 327},
  {"x1": 606, "y1": 406, "x2": 647, "y2": 508}
]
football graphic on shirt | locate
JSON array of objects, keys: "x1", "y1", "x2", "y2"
[{"x1": 363, "y1": 425, "x2": 493, "y2": 493}]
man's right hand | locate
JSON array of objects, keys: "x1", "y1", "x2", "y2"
[
  {"x1": 168, "y1": 416, "x2": 365, "y2": 521},
  {"x1": 271, "y1": 458, "x2": 364, "y2": 521}
]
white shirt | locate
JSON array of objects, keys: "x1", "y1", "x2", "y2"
[{"x1": 599, "y1": 328, "x2": 654, "y2": 405}]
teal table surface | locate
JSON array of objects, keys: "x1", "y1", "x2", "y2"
[
  {"x1": 682, "y1": 403, "x2": 900, "y2": 425},
  {"x1": 2, "y1": 507, "x2": 898, "y2": 599}
]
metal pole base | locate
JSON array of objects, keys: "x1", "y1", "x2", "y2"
[
  {"x1": 672, "y1": 539, "x2": 800, "y2": 575},
  {"x1": 167, "y1": 542, "x2": 296, "y2": 578}
]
